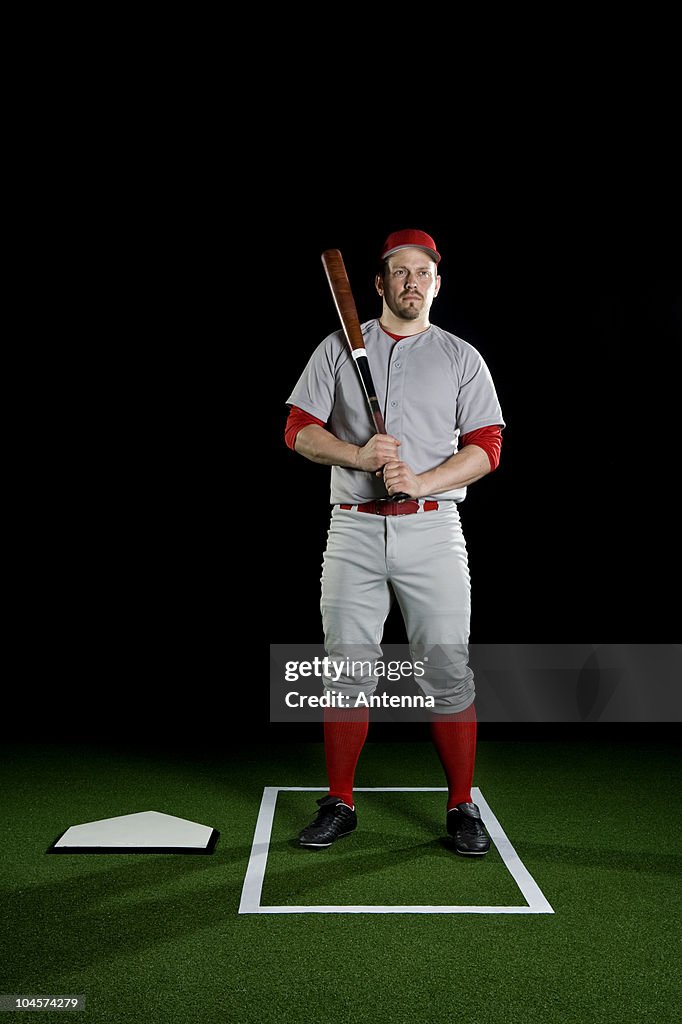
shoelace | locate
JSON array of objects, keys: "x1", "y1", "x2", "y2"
[
  {"x1": 460, "y1": 815, "x2": 484, "y2": 835},
  {"x1": 310, "y1": 803, "x2": 344, "y2": 825}
]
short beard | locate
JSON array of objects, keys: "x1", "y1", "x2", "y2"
[{"x1": 386, "y1": 294, "x2": 423, "y2": 321}]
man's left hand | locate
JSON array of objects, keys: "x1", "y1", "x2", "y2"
[{"x1": 377, "y1": 460, "x2": 423, "y2": 498}]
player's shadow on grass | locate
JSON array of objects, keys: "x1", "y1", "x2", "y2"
[
  {"x1": 263, "y1": 835, "x2": 476, "y2": 902},
  {"x1": 382, "y1": 798, "x2": 446, "y2": 835},
  {"x1": 0, "y1": 843, "x2": 258, "y2": 991}
]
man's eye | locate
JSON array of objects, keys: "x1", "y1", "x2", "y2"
[
  {"x1": 419, "y1": 271, "x2": 430, "y2": 277},
  {"x1": 394, "y1": 270, "x2": 405, "y2": 277}
]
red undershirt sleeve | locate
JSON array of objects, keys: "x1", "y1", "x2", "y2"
[
  {"x1": 285, "y1": 405, "x2": 327, "y2": 450},
  {"x1": 459, "y1": 424, "x2": 503, "y2": 472}
]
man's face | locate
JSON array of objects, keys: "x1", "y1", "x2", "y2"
[{"x1": 376, "y1": 247, "x2": 441, "y2": 321}]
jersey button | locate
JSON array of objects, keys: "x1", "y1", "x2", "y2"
[
  {"x1": 395, "y1": 362, "x2": 401, "y2": 368},
  {"x1": 390, "y1": 401, "x2": 398, "y2": 407}
]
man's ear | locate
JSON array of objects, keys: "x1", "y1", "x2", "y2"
[
  {"x1": 375, "y1": 273, "x2": 384, "y2": 297},
  {"x1": 434, "y1": 273, "x2": 441, "y2": 297}
]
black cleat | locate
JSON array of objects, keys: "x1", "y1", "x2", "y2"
[
  {"x1": 446, "y1": 802, "x2": 491, "y2": 857},
  {"x1": 298, "y1": 796, "x2": 357, "y2": 848}
]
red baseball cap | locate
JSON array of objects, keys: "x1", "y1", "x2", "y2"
[{"x1": 380, "y1": 228, "x2": 441, "y2": 264}]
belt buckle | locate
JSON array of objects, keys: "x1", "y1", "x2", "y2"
[
  {"x1": 372, "y1": 498, "x2": 392, "y2": 516},
  {"x1": 376, "y1": 498, "x2": 411, "y2": 516}
]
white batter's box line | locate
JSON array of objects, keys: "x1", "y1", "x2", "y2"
[{"x1": 238, "y1": 786, "x2": 554, "y2": 915}]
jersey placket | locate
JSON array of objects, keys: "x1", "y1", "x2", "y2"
[
  {"x1": 384, "y1": 339, "x2": 408, "y2": 573},
  {"x1": 383, "y1": 339, "x2": 407, "y2": 438}
]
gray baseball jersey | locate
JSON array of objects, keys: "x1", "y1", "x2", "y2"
[{"x1": 286, "y1": 318, "x2": 505, "y2": 504}]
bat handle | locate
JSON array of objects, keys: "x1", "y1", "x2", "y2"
[{"x1": 390, "y1": 491, "x2": 410, "y2": 502}]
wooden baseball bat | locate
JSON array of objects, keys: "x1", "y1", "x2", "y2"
[{"x1": 321, "y1": 248, "x2": 408, "y2": 502}]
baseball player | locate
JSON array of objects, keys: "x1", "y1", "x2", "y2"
[{"x1": 285, "y1": 229, "x2": 505, "y2": 855}]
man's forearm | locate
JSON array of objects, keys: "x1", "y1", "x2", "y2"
[
  {"x1": 295, "y1": 425, "x2": 491, "y2": 494},
  {"x1": 294, "y1": 424, "x2": 360, "y2": 468},
  {"x1": 416, "y1": 445, "x2": 491, "y2": 496}
]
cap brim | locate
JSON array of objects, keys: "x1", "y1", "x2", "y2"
[{"x1": 382, "y1": 244, "x2": 441, "y2": 263}]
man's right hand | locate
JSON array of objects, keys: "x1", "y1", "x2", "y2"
[{"x1": 354, "y1": 434, "x2": 401, "y2": 472}]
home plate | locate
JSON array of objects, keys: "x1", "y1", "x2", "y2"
[{"x1": 47, "y1": 811, "x2": 219, "y2": 854}]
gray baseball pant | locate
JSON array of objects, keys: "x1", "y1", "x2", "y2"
[{"x1": 320, "y1": 503, "x2": 474, "y2": 713}]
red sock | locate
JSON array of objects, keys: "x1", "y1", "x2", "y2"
[
  {"x1": 324, "y1": 706, "x2": 369, "y2": 808},
  {"x1": 430, "y1": 703, "x2": 477, "y2": 810}
]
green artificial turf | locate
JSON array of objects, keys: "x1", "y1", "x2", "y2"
[{"x1": 1, "y1": 740, "x2": 681, "y2": 1023}]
